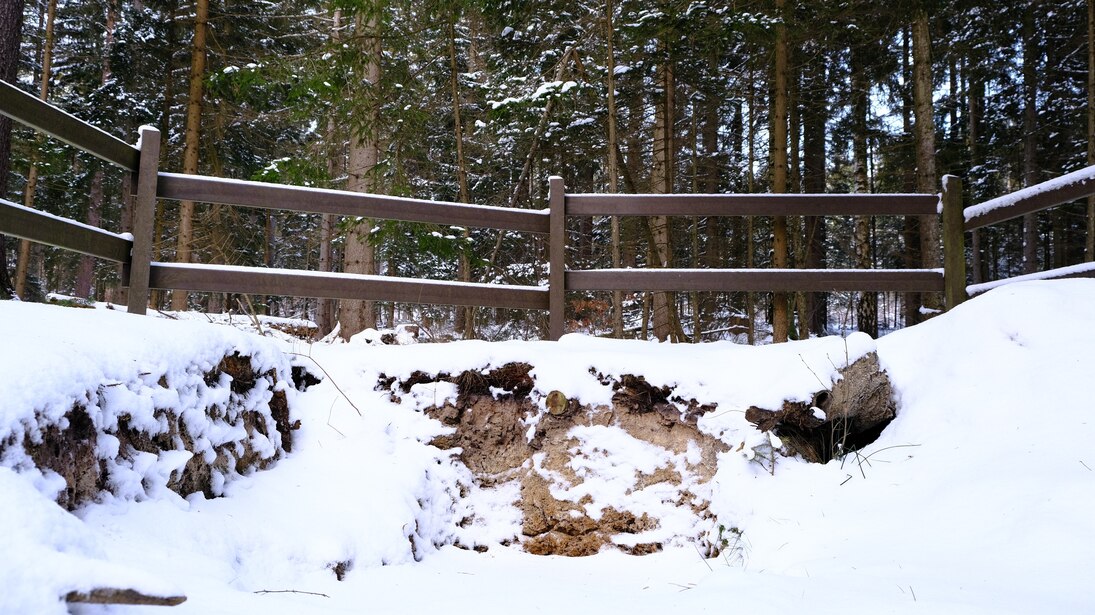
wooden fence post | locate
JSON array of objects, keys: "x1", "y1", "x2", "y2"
[
  {"x1": 942, "y1": 174, "x2": 966, "y2": 310},
  {"x1": 548, "y1": 176, "x2": 566, "y2": 340},
  {"x1": 127, "y1": 126, "x2": 160, "y2": 315}
]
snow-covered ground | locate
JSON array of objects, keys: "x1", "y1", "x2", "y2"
[{"x1": 2, "y1": 280, "x2": 1094, "y2": 614}]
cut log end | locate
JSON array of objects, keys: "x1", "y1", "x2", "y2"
[{"x1": 65, "y1": 588, "x2": 187, "y2": 607}]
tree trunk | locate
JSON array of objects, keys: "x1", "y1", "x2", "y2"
[
  {"x1": 171, "y1": 0, "x2": 209, "y2": 311},
  {"x1": 650, "y1": 55, "x2": 679, "y2": 342},
  {"x1": 968, "y1": 56, "x2": 985, "y2": 283},
  {"x1": 746, "y1": 67, "x2": 757, "y2": 345},
  {"x1": 15, "y1": 0, "x2": 56, "y2": 299},
  {"x1": 771, "y1": 0, "x2": 790, "y2": 342},
  {"x1": 1022, "y1": 4, "x2": 1039, "y2": 274},
  {"x1": 852, "y1": 46, "x2": 877, "y2": 337},
  {"x1": 338, "y1": 11, "x2": 381, "y2": 340},
  {"x1": 1089, "y1": 0, "x2": 1095, "y2": 262},
  {"x1": 901, "y1": 27, "x2": 921, "y2": 327},
  {"x1": 912, "y1": 8, "x2": 941, "y2": 312},
  {"x1": 0, "y1": 0, "x2": 27, "y2": 298},
  {"x1": 448, "y1": 14, "x2": 475, "y2": 339},
  {"x1": 605, "y1": 0, "x2": 624, "y2": 338},
  {"x1": 802, "y1": 48, "x2": 827, "y2": 336},
  {"x1": 315, "y1": 9, "x2": 342, "y2": 337},
  {"x1": 76, "y1": 0, "x2": 117, "y2": 301}
]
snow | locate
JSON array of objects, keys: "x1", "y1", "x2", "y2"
[
  {"x1": 2, "y1": 280, "x2": 1095, "y2": 613},
  {"x1": 967, "y1": 260, "x2": 1095, "y2": 295}
]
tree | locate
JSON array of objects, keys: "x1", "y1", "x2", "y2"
[
  {"x1": 851, "y1": 44, "x2": 878, "y2": 337},
  {"x1": 771, "y1": 0, "x2": 790, "y2": 342},
  {"x1": 912, "y1": 4, "x2": 941, "y2": 312},
  {"x1": 14, "y1": 0, "x2": 56, "y2": 299},
  {"x1": 339, "y1": 7, "x2": 383, "y2": 340},
  {"x1": 0, "y1": 0, "x2": 26, "y2": 299},
  {"x1": 171, "y1": 0, "x2": 210, "y2": 311}
]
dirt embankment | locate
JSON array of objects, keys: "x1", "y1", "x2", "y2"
[
  {"x1": 380, "y1": 364, "x2": 727, "y2": 557},
  {"x1": 3, "y1": 353, "x2": 309, "y2": 510}
]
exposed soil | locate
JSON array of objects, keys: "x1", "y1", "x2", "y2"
[
  {"x1": 16, "y1": 353, "x2": 298, "y2": 510},
  {"x1": 379, "y1": 364, "x2": 727, "y2": 557}
]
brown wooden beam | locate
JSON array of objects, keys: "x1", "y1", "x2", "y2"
[
  {"x1": 155, "y1": 173, "x2": 550, "y2": 234},
  {"x1": 965, "y1": 165, "x2": 1095, "y2": 230},
  {"x1": 126, "y1": 126, "x2": 160, "y2": 315},
  {"x1": 0, "y1": 197, "x2": 131, "y2": 262},
  {"x1": 566, "y1": 268, "x2": 945, "y2": 292},
  {"x1": 147, "y1": 263, "x2": 550, "y2": 310},
  {"x1": 548, "y1": 176, "x2": 565, "y2": 340},
  {"x1": 0, "y1": 79, "x2": 140, "y2": 171},
  {"x1": 941, "y1": 175, "x2": 967, "y2": 310},
  {"x1": 565, "y1": 192, "x2": 940, "y2": 217}
]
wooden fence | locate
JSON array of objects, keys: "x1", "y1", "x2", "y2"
[{"x1": 1, "y1": 78, "x2": 1091, "y2": 341}]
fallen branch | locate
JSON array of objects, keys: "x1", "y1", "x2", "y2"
[{"x1": 254, "y1": 589, "x2": 330, "y2": 598}]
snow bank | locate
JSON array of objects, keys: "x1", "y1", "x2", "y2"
[
  {"x1": 0, "y1": 302, "x2": 296, "y2": 507},
  {"x1": 2, "y1": 280, "x2": 1094, "y2": 614}
]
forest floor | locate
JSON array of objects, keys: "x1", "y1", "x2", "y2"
[{"x1": 2, "y1": 280, "x2": 1094, "y2": 614}]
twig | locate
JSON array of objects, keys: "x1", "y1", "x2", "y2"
[
  {"x1": 238, "y1": 295, "x2": 265, "y2": 336},
  {"x1": 860, "y1": 443, "x2": 921, "y2": 462},
  {"x1": 155, "y1": 309, "x2": 179, "y2": 320},
  {"x1": 1081, "y1": 460, "x2": 1092, "y2": 472},
  {"x1": 254, "y1": 589, "x2": 330, "y2": 598},
  {"x1": 798, "y1": 354, "x2": 828, "y2": 389},
  {"x1": 288, "y1": 352, "x2": 363, "y2": 417}
]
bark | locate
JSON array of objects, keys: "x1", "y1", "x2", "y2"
[
  {"x1": 1022, "y1": 4, "x2": 1039, "y2": 274},
  {"x1": 315, "y1": 9, "x2": 342, "y2": 336},
  {"x1": 449, "y1": 14, "x2": 474, "y2": 339},
  {"x1": 1089, "y1": 0, "x2": 1095, "y2": 262},
  {"x1": 901, "y1": 27, "x2": 921, "y2": 327},
  {"x1": 15, "y1": 0, "x2": 56, "y2": 299},
  {"x1": 745, "y1": 67, "x2": 757, "y2": 345},
  {"x1": 802, "y1": 49, "x2": 827, "y2": 336},
  {"x1": 76, "y1": 0, "x2": 120, "y2": 300},
  {"x1": 605, "y1": 0, "x2": 624, "y2": 338},
  {"x1": 852, "y1": 46, "x2": 877, "y2": 337},
  {"x1": 968, "y1": 56, "x2": 985, "y2": 284},
  {"x1": 912, "y1": 8, "x2": 941, "y2": 312},
  {"x1": 0, "y1": 0, "x2": 27, "y2": 298},
  {"x1": 172, "y1": 0, "x2": 209, "y2": 311},
  {"x1": 650, "y1": 55, "x2": 680, "y2": 342},
  {"x1": 789, "y1": 60, "x2": 808, "y2": 341},
  {"x1": 771, "y1": 0, "x2": 790, "y2": 342},
  {"x1": 339, "y1": 11, "x2": 381, "y2": 340}
]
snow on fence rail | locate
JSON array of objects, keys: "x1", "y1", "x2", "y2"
[
  {"x1": 962, "y1": 166, "x2": 1095, "y2": 295},
  {"x1": 2, "y1": 78, "x2": 976, "y2": 340}
]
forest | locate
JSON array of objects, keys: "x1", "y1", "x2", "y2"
[{"x1": 0, "y1": 0, "x2": 1092, "y2": 343}]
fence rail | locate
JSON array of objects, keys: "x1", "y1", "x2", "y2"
[
  {"x1": 148, "y1": 263, "x2": 549, "y2": 310},
  {"x1": 156, "y1": 172, "x2": 550, "y2": 234},
  {"x1": 0, "y1": 79, "x2": 140, "y2": 171},
  {"x1": 0, "y1": 197, "x2": 132, "y2": 263},
  {"x1": 2, "y1": 78, "x2": 1091, "y2": 341},
  {"x1": 564, "y1": 269, "x2": 945, "y2": 293},
  {"x1": 962, "y1": 165, "x2": 1095, "y2": 294},
  {"x1": 565, "y1": 192, "x2": 940, "y2": 217},
  {"x1": 964, "y1": 166, "x2": 1095, "y2": 230}
]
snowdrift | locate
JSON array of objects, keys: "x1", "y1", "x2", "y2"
[{"x1": 1, "y1": 280, "x2": 1093, "y2": 614}]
